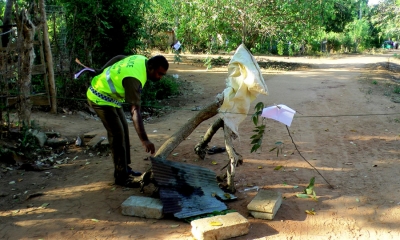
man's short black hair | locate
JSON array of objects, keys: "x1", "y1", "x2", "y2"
[{"x1": 147, "y1": 55, "x2": 169, "y2": 70}]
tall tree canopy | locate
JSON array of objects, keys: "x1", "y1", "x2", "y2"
[
  {"x1": 60, "y1": 0, "x2": 147, "y2": 67},
  {"x1": 371, "y1": 0, "x2": 400, "y2": 42}
]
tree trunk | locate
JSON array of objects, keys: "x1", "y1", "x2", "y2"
[
  {"x1": 39, "y1": 0, "x2": 57, "y2": 113},
  {"x1": 2, "y1": 0, "x2": 14, "y2": 48},
  {"x1": 16, "y1": 10, "x2": 35, "y2": 126},
  {"x1": 155, "y1": 95, "x2": 223, "y2": 159},
  {"x1": 1, "y1": 0, "x2": 14, "y2": 136},
  {"x1": 223, "y1": 124, "x2": 242, "y2": 193},
  {"x1": 194, "y1": 117, "x2": 224, "y2": 159}
]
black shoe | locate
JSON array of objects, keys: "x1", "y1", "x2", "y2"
[
  {"x1": 115, "y1": 178, "x2": 141, "y2": 188},
  {"x1": 127, "y1": 166, "x2": 142, "y2": 176},
  {"x1": 207, "y1": 146, "x2": 226, "y2": 155},
  {"x1": 128, "y1": 169, "x2": 142, "y2": 177}
]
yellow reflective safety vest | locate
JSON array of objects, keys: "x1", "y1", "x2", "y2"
[{"x1": 87, "y1": 55, "x2": 148, "y2": 107}]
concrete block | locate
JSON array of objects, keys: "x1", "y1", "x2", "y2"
[
  {"x1": 247, "y1": 189, "x2": 282, "y2": 220},
  {"x1": 121, "y1": 196, "x2": 163, "y2": 219},
  {"x1": 248, "y1": 211, "x2": 275, "y2": 220},
  {"x1": 191, "y1": 212, "x2": 250, "y2": 240}
]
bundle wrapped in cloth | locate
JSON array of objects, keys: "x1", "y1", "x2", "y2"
[{"x1": 219, "y1": 44, "x2": 269, "y2": 136}]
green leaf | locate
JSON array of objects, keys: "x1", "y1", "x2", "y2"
[
  {"x1": 304, "y1": 177, "x2": 315, "y2": 194},
  {"x1": 250, "y1": 134, "x2": 258, "y2": 139},
  {"x1": 305, "y1": 209, "x2": 316, "y2": 215},
  {"x1": 251, "y1": 144, "x2": 260, "y2": 153},
  {"x1": 269, "y1": 147, "x2": 277, "y2": 152},
  {"x1": 39, "y1": 203, "x2": 50, "y2": 209},
  {"x1": 256, "y1": 125, "x2": 266, "y2": 131},
  {"x1": 274, "y1": 165, "x2": 283, "y2": 170},
  {"x1": 255, "y1": 102, "x2": 264, "y2": 111},
  {"x1": 252, "y1": 115, "x2": 258, "y2": 126},
  {"x1": 296, "y1": 193, "x2": 310, "y2": 198},
  {"x1": 210, "y1": 221, "x2": 223, "y2": 226}
]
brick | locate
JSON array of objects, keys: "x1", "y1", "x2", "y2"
[
  {"x1": 247, "y1": 190, "x2": 282, "y2": 220},
  {"x1": 121, "y1": 196, "x2": 163, "y2": 219},
  {"x1": 248, "y1": 211, "x2": 275, "y2": 220},
  {"x1": 191, "y1": 212, "x2": 250, "y2": 240}
]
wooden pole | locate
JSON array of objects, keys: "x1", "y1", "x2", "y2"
[
  {"x1": 37, "y1": 26, "x2": 50, "y2": 104},
  {"x1": 155, "y1": 96, "x2": 223, "y2": 159},
  {"x1": 39, "y1": 0, "x2": 57, "y2": 113}
]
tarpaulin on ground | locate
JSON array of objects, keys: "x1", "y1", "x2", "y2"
[{"x1": 151, "y1": 157, "x2": 236, "y2": 219}]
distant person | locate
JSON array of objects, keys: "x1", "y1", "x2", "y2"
[
  {"x1": 394, "y1": 41, "x2": 399, "y2": 49},
  {"x1": 171, "y1": 40, "x2": 181, "y2": 51}
]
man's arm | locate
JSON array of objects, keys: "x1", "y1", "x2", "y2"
[
  {"x1": 131, "y1": 104, "x2": 155, "y2": 154},
  {"x1": 75, "y1": 55, "x2": 127, "y2": 78},
  {"x1": 97, "y1": 55, "x2": 126, "y2": 73},
  {"x1": 123, "y1": 77, "x2": 155, "y2": 154}
]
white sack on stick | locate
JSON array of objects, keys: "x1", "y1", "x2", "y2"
[{"x1": 219, "y1": 44, "x2": 268, "y2": 136}]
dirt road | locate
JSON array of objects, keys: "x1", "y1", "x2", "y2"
[{"x1": 1, "y1": 53, "x2": 399, "y2": 239}]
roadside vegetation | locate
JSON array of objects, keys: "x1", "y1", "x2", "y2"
[{"x1": 0, "y1": 0, "x2": 399, "y2": 163}]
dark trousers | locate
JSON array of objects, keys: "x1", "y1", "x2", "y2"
[{"x1": 89, "y1": 101, "x2": 131, "y2": 181}]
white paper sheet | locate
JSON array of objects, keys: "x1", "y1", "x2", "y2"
[
  {"x1": 261, "y1": 104, "x2": 296, "y2": 127},
  {"x1": 173, "y1": 41, "x2": 181, "y2": 50}
]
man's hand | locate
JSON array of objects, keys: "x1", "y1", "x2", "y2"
[{"x1": 142, "y1": 140, "x2": 155, "y2": 154}]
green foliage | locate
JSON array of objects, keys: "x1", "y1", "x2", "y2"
[
  {"x1": 371, "y1": 1, "x2": 400, "y2": 44},
  {"x1": 296, "y1": 177, "x2": 317, "y2": 200},
  {"x1": 304, "y1": 177, "x2": 317, "y2": 200},
  {"x1": 203, "y1": 55, "x2": 212, "y2": 70},
  {"x1": 13, "y1": 0, "x2": 399, "y2": 115},
  {"x1": 344, "y1": 18, "x2": 371, "y2": 52},
  {"x1": 61, "y1": 0, "x2": 147, "y2": 66},
  {"x1": 141, "y1": 75, "x2": 180, "y2": 107},
  {"x1": 16, "y1": 121, "x2": 42, "y2": 159},
  {"x1": 250, "y1": 103, "x2": 288, "y2": 156},
  {"x1": 277, "y1": 41, "x2": 284, "y2": 56},
  {"x1": 250, "y1": 102, "x2": 265, "y2": 153},
  {"x1": 251, "y1": 102, "x2": 264, "y2": 127},
  {"x1": 142, "y1": 0, "x2": 338, "y2": 54},
  {"x1": 250, "y1": 125, "x2": 266, "y2": 153},
  {"x1": 203, "y1": 56, "x2": 228, "y2": 70},
  {"x1": 269, "y1": 141, "x2": 284, "y2": 157},
  {"x1": 173, "y1": 50, "x2": 182, "y2": 64},
  {"x1": 393, "y1": 85, "x2": 400, "y2": 94},
  {"x1": 324, "y1": 32, "x2": 344, "y2": 52},
  {"x1": 288, "y1": 43, "x2": 294, "y2": 56}
]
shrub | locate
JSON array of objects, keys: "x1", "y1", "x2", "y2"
[
  {"x1": 393, "y1": 85, "x2": 400, "y2": 94},
  {"x1": 277, "y1": 41, "x2": 284, "y2": 56},
  {"x1": 141, "y1": 74, "x2": 180, "y2": 107}
]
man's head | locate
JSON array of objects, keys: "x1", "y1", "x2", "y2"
[{"x1": 146, "y1": 55, "x2": 169, "y2": 81}]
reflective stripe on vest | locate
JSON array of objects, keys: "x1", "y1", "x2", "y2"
[{"x1": 105, "y1": 67, "x2": 123, "y2": 99}]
